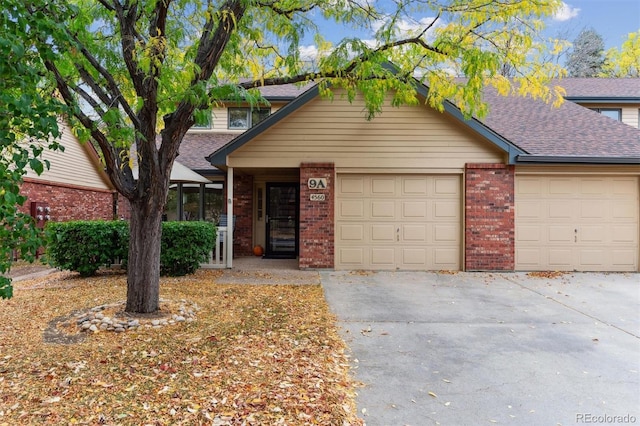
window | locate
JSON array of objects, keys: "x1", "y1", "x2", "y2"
[
  {"x1": 589, "y1": 108, "x2": 622, "y2": 121},
  {"x1": 228, "y1": 107, "x2": 270, "y2": 129}
]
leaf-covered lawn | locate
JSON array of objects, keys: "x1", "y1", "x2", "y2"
[{"x1": 0, "y1": 270, "x2": 363, "y2": 425}]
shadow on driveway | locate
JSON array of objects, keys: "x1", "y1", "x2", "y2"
[{"x1": 321, "y1": 271, "x2": 640, "y2": 426}]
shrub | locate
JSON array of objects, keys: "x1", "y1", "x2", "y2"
[
  {"x1": 44, "y1": 220, "x2": 216, "y2": 277},
  {"x1": 44, "y1": 221, "x2": 128, "y2": 277},
  {"x1": 160, "y1": 221, "x2": 216, "y2": 276}
]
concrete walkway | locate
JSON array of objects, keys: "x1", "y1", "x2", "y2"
[{"x1": 321, "y1": 271, "x2": 640, "y2": 426}]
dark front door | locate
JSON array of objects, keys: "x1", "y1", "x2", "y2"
[{"x1": 265, "y1": 183, "x2": 298, "y2": 258}]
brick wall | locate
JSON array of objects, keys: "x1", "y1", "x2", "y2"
[
  {"x1": 232, "y1": 174, "x2": 254, "y2": 256},
  {"x1": 19, "y1": 179, "x2": 115, "y2": 222},
  {"x1": 299, "y1": 163, "x2": 334, "y2": 269},
  {"x1": 465, "y1": 163, "x2": 515, "y2": 271}
]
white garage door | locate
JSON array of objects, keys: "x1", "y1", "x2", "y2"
[
  {"x1": 336, "y1": 174, "x2": 461, "y2": 270},
  {"x1": 516, "y1": 176, "x2": 639, "y2": 271}
]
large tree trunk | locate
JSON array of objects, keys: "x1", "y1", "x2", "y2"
[{"x1": 125, "y1": 197, "x2": 164, "y2": 313}]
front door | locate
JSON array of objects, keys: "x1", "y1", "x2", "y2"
[{"x1": 265, "y1": 183, "x2": 299, "y2": 258}]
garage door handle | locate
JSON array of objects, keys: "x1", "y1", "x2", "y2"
[{"x1": 397, "y1": 228, "x2": 400, "y2": 241}]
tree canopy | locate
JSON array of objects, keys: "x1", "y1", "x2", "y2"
[
  {"x1": 602, "y1": 31, "x2": 640, "y2": 77},
  {"x1": 2, "y1": 0, "x2": 565, "y2": 310},
  {"x1": 566, "y1": 27, "x2": 605, "y2": 77}
]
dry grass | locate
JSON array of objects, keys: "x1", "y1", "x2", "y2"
[{"x1": 0, "y1": 269, "x2": 363, "y2": 425}]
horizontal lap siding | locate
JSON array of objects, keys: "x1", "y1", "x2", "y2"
[
  {"x1": 229, "y1": 92, "x2": 504, "y2": 169},
  {"x1": 24, "y1": 123, "x2": 112, "y2": 191}
]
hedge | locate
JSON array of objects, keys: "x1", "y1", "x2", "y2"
[{"x1": 44, "y1": 221, "x2": 216, "y2": 277}]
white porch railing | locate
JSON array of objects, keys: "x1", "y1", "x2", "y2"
[{"x1": 200, "y1": 226, "x2": 229, "y2": 269}]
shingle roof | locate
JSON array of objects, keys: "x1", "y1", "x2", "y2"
[
  {"x1": 554, "y1": 78, "x2": 640, "y2": 99},
  {"x1": 479, "y1": 88, "x2": 640, "y2": 158},
  {"x1": 177, "y1": 132, "x2": 236, "y2": 172},
  {"x1": 255, "y1": 82, "x2": 316, "y2": 99}
]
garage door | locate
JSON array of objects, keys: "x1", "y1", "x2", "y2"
[
  {"x1": 516, "y1": 176, "x2": 639, "y2": 271},
  {"x1": 336, "y1": 175, "x2": 461, "y2": 270}
]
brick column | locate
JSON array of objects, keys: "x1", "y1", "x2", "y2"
[
  {"x1": 465, "y1": 163, "x2": 515, "y2": 271},
  {"x1": 233, "y1": 174, "x2": 253, "y2": 256},
  {"x1": 299, "y1": 163, "x2": 335, "y2": 269}
]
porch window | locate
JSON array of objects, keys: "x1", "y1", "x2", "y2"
[
  {"x1": 228, "y1": 107, "x2": 270, "y2": 129},
  {"x1": 163, "y1": 182, "x2": 224, "y2": 222}
]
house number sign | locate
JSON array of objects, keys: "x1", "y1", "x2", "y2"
[
  {"x1": 310, "y1": 193, "x2": 326, "y2": 201},
  {"x1": 307, "y1": 178, "x2": 327, "y2": 189}
]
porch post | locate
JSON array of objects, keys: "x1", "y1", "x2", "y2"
[{"x1": 226, "y1": 167, "x2": 234, "y2": 268}]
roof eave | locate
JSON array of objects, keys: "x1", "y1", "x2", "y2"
[
  {"x1": 565, "y1": 96, "x2": 640, "y2": 104},
  {"x1": 515, "y1": 155, "x2": 640, "y2": 165}
]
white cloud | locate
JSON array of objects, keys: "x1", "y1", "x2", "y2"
[
  {"x1": 298, "y1": 45, "x2": 320, "y2": 61},
  {"x1": 553, "y1": 2, "x2": 580, "y2": 21},
  {"x1": 372, "y1": 16, "x2": 440, "y2": 40}
]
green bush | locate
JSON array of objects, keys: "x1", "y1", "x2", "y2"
[
  {"x1": 44, "y1": 220, "x2": 216, "y2": 277},
  {"x1": 44, "y1": 221, "x2": 128, "y2": 277},
  {"x1": 160, "y1": 221, "x2": 216, "y2": 276}
]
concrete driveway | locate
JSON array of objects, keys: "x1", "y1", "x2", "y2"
[{"x1": 321, "y1": 271, "x2": 640, "y2": 426}]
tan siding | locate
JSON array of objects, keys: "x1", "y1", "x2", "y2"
[
  {"x1": 24, "y1": 123, "x2": 112, "y2": 190},
  {"x1": 204, "y1": 104, "x2": 285, "y2": 132},
  {"x1": 228, "y1": 91, "x2": 504, "y2": 169}
]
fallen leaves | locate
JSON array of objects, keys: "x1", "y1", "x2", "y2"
[
  {"x1": 0, "y1": 269, "x2": 364, "y2": 425},
  {"x1": 526, "y1": 271, "x2": 567, "y2": 279}
]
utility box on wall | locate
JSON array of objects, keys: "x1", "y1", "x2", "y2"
[{"x1": 30, "y1": 202, "x2": 51, "y2": 228}]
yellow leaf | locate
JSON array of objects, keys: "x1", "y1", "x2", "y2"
[{"x1": 428, "y1": 391, "x2": 438, "y2": 398}]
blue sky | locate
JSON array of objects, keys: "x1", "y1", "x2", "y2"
[
  {"x1": 299, "y1": 0, "x2": 639, "y2": 60},
  {"x1": 547, "y1": 0, "x2": 640, "y2": 49}
]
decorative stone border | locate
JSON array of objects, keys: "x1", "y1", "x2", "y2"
[{"x1": 44, "y1": 299, "x2": 199, "y2": 344}]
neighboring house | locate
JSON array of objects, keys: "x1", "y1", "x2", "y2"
[
  {"x1": 201, "y1": 78, "x2": 640, "y2": 273},
  {"x1": 18, "y1": 121, "x2": 129, "y2": 225}
]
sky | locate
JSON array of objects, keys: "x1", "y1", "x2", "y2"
[
  {"x1": 547, "y1": 0, "x2": 640, "y2": 49},
  {"x1": 299, "y1": 0, "x2": 640, "y2": 61}
]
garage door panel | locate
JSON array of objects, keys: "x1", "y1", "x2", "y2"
[
  {"x1": 434, "y1": 224, "x2": 458, "y2": 242},
  {"x1": 371, "y1": 201, "x2": 395, "y2": 218},
  {"x1": 547, "y1": 249, "x2": 572, "y2": 268},
  {"x1": 516, "y1": 176, "x2": 638, "y2": 272},
  {"x1": 613, "y1": 201, "x2": 638, "y2": 220},
  {"x1": 338, "y1": 224, "x2": 365, "y2": 241},
  {"x1": 580, "y1": 201, "x2": 606, "y2": 219},
  {"x1": 612, "y1": 225, "x2": 638, "y2": 243},
  {"x1": 612, "y1": 250, "x2": 637, "y2": 267},
  {"x1": 371, "y1": 224, "x2": 395, "y2": 242},
  {"x1": 517, "y1": 226, "x2": 541, "y2": 242},
  {"x1": 371, "y1": 248, "x2": 395, "y2": 267},
  {"x1": 400, "y1": 248, "x2": 427, "y2": 266},
  {"x1": 434, "y1": 177, "x2": 459, "y2": 196},
  {"x1": 580, "y1": 226, "x2": 606, "y2": 243},
  {"x1": 339, "y1": 177, "x2": 365, "y2": 194},
  {"x1": 338, "y1": 248, "x2": 364, "y2": 265},
  {"x1": 371, "y1": 177, "x2": 395, "y2": 195},
  {"x1": 402, "y1": 225, "x2": 427, "y2": 242},
  {"x1": 338, "y1": 200, "x2": 364, "y2": 218},
  {"x1": 402, "y1": 201, "x2": 428, "y2": 218},
  {"x1": 548, "y1": 178, "x2": 574, "y2": 195},
  {"x1": 434, "y1": 201, "x2": 458, "y2": 218},
  {"x1": 336, "y1": 174, "x2": 461, "y2": 270},
  {"x1": 402, "y1": 178, "x2": 428, "y2": 195},
  {"x1": 548, "y1": 226, "x2": 573, "y2": 243},
  {"x1": 434, "y1": 248, "x2": 459, "y2": 268}
]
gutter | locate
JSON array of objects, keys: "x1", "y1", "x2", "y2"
[
  {"x1": 565, "y1": 96, "x2": 640, "y2": 104},
  {"x1": 516, "y1": 155, "x2": 640, "y2": 165}
]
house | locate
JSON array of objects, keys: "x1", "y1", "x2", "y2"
[
  {"x1": 18, "y1": 121, "x2": 129, "y2": 226},
  {"x1": 198, "y1": 78, "x2": 640, "y2": 273}
]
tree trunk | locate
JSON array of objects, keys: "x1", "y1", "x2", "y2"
[{"x1": 125, "y1": 197, "x2": 164, "y2": 313}]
